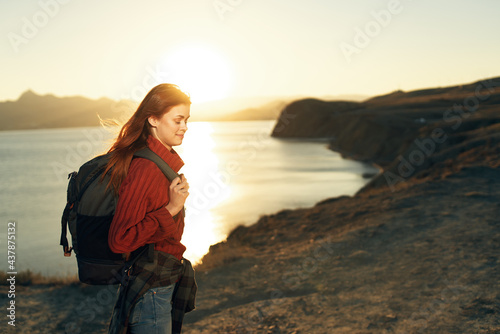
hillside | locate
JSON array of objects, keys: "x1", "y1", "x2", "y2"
[
  {"x1": 0, "y1": 90, "x2": 128, "y2": 131},
  {"x1": 202, "y1": 94, "x2": 368, "y2": 122},
  {"x1": 206, "y1": 99, "x2": 289, "y2": 121},
  {"x1": 271, "y1": 77, "x2": 500, "y2": 169},
  {"x1": 11, "y1": 161, "x2": 499, "y2": 333}
]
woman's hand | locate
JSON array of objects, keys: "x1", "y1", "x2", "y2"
[{"x1": 165, "y1": 174, "x2": 189, "y2": 216}]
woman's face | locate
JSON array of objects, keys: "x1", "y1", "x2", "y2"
[{"x1": 148, "y1": 104, "x2": 190, "y2": 150}]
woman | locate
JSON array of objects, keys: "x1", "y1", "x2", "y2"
[{"x1": 106, "y1": 84, "x2": 196, "y2": 334}]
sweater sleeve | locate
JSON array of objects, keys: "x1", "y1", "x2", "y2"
[{"x1": 108, "y1": 159, "x2": 180, "y2": 254}]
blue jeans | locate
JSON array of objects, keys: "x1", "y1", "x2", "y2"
[{"x1": 129, "y1": 283, "x2": 176, "y2": 334}]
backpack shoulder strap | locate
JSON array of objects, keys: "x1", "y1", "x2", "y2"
[
  {"x1": 133, "y1": 147, "x2": 185, "y2": 262},
  {"x1": 133, "y1": 147, "x2": 179, "y2": 182},
  {"x1": 133, "y1": 147, "x2": 185, "y2": 219}
]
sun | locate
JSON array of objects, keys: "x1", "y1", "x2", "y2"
[{"x1": 161, "y1": 45, "x2": 232, "y2": 104}]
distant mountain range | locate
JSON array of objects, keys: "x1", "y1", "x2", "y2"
[
  {"x1": 0, "y1": 90, "x2": 124, "y2": 131},
  {"x1": 0, "y1": 90, "x2": 367, "y2": 131}
]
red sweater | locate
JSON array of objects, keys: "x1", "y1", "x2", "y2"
[{"x1": 108, "y1": 136, "x2": 186, "y2": 260}]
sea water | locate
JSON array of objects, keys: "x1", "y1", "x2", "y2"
[{"x1": 0, "y1": 121, "x2": 378, "y2": 276}]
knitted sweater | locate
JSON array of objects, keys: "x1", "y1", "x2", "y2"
[{"x1": 108, "y1": 136, "x2": 186, "y2": 260}]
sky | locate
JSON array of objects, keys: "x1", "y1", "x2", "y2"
[{"x1": 1, "y1": 0, "x2": 500, "y2": 110}]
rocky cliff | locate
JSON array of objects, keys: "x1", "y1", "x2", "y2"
[{"x1": 271, "y1": 77, "x2": 500, "y2": 172}]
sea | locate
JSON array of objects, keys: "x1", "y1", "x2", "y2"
[{"x1": 0, "y1": 121, "x2": 378, "y2": 277}]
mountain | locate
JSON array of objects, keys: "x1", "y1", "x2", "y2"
[
  {"x1": 205, "y1": 99, "x2": 290, "y2": 121},
  {"x1": 197, "y1": 94, "x2": 368, "y2": 122},
  {"x1": 0, "y1": 90, "x2": 130, "y2": 131},
  {"x1": 0, "y1": 91, "x2": 366, "y2": 130}
]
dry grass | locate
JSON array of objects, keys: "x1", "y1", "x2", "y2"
[
  {"x1": 195, "y1": 239, "x2": 253, "y2": 271},
  {"x1": 0, "y1": 269, "x2": 79, "y2": 286}
]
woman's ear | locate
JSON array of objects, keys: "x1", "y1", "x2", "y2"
[{"x1": 148, "y1": 116, "x2": 158, "y2": 127}]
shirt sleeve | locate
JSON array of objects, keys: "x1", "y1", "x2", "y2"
[{"x1": 108, "y1": 159, "x2": 180, "y2": 254}]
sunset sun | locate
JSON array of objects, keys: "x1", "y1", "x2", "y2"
[{"x1": 161, "y1": 45, "x2": 232, "y2": 104}]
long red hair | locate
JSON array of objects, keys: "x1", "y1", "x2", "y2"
[{"x1": 104, "y1": 84, "x2": 191, "y2": 194}]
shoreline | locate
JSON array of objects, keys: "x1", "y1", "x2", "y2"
[
  {"x1": 8, "y1": 162, "x2": 499, "y2": 333},
  {"x1": 0, "y1": 119, "x2": 372, "y2": 280},
  {"x1": 5, "y1": 80, "x2": 500, "y2": 332}
]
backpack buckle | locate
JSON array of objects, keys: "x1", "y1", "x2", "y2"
[{"x1": 64, "y1": 246, "x2": 73, "y2": 257}]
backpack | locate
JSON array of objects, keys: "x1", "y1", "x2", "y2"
[{"x1": 59, "y1": 147, "x2": 181, "y2": 285}]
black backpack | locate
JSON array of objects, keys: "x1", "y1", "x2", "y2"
[{"x1": 59, "y1": 147, "x2": 181, "y2": 285}]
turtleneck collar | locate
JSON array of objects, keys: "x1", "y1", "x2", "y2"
[{"x1": 146, "y1": 135, "x2": 184, "y2": 173}]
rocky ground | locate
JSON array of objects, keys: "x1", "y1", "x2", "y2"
[
  {"x1": 182, "y1": 164, "x2": 500, "y2": 333},
  {"x1": 5, "y1": 162, "x2": 498, "y2": 333}
]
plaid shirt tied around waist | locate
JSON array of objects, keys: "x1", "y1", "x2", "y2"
[{"x1": 108, "y1": 251, "x2": 197, "y2": 334}]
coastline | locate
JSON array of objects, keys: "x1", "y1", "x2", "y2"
[
  {"x1": 4, "y1": 79, "x2": 500, "y2": 333},
  {"x1": 7, "y1": 161, "x2": 499, "y2": 333},
  {"x1": 180, "y1": 84, "x2": 500, "y2": 332}
]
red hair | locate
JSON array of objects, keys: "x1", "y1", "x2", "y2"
[{"x1": 104, "y1": 84, "x2": 191, "y2": 194}]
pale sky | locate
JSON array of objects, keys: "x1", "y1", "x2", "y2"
[{"x1": 1, "y1": 0, "x2": 499, "y2": 108}]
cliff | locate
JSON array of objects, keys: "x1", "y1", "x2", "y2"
[{"x1": 271, "y1": 77, "x2": 500, "y2": 169}]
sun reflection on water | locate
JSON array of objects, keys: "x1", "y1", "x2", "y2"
[{"x1": 175, "y1": 122, "x2": 231, "y2": 264}]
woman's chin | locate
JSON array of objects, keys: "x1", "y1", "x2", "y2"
[{"x1": 172, "y1": 139, "x2": 183, "y2": 147}]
